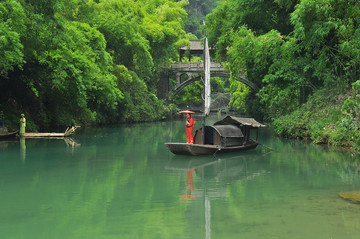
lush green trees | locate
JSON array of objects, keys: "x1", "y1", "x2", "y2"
[
  {"x1": 207, "y1": 0, "x2": 360, "y2": 148},
  {"x1": 207, "y1": 0, "x2": 360, "y2": 117},
  {"x1": 183, "y1": 0, "x2": 218, "y2": 38},
  {"x1": 0, "y1": 0, "x2": 188, "y2": 129},
  {"x1": 0, "y1": 0, "x2": 25, "y2": 76}
]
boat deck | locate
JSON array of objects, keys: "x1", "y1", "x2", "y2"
[{"x1": 24, "y1": 132, "x2": 68, "y2": 138}]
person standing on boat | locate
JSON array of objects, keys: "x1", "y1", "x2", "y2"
[
  {"x1": 20, "y1": 114, "x2": 26, "y2": 137},
  {"x1": 185, "y1": 113, "x2": 194, "y2": 144}
]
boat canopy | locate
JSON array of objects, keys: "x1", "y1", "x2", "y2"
[
  {"x1": 214, "y1": 116, "x2": 266, "y2": 128},
  {"x1": 212, "y1": 125, "x2": 243, "y2": 138},
  {"x1": 194, "y1": 125, "x2": 244, "y2": 147}
]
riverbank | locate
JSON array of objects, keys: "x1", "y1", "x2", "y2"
[
  {"x1": 0, "y1": 98, "x2": 180, "y2": 133},
  {"x1": 272, "y1": 85, "x2": 360, "y2": 150}
]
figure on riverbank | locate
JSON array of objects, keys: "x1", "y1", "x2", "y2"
[
  {"x1": 0, "y1": 120, "x2": 8, "y2": 134},
  {"x1": 20, "y1": 114, "x2": 26, "y2": 136},
  {"x1": 185, "y1": 113, "x2": 194, "y2": 144}
]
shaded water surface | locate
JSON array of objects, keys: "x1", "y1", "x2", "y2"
[{"x1": 1, "y1": 114, "x2": 360, "y2": 238}]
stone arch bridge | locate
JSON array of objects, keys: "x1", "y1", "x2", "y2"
[
  {"x1": 160, "y1": 40, "x2": 259, "y2": 99},
  {"x1": 169, "y1": 61, "x2": 259, "y2": 98}
]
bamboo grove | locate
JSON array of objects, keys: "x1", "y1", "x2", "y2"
[
  {"x1": 2, "y1": 0, "x2": 360, "y2": 149},
  {"x1": 207, "y1": 0, "x2": 360, "y2": 149},
  {"x1": 1, "y1": 0, "x2": 191, "y2": 130}
]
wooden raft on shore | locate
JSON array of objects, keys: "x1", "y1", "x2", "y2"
[{"x1": 24, "y1": 126, "x2": 80, "y2": 138}]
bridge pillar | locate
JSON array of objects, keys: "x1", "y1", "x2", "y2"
[
  {"x1": 176, "y1": 72, "x2": 181, "y2": 87},
  {"x1": 156, "y1": 71, "x2": 170, "y2": 99}
]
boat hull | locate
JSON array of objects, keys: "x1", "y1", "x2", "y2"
[
  {"x1": 0, "y1": 131, "x2": 19, "y2": 139},
  {"x1": 165, "y1": 142, "x2": 259, "y2": 156}
]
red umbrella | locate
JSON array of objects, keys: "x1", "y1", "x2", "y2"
[{"x1": 177, "y1": 110, "x2": 195, "y2": 114}]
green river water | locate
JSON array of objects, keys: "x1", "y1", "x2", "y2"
[{"x1": 0, "y1": 114, "x2": 360, "y2": 239}]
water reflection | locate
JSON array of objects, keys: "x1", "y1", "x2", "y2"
[
  {"x1": 0, "y1": 140, "x2": 10, "y2": 151},
  {"x1": 1, "y1": 118, "x2": 360, "y2": 238},
  {"x1": 166, "y1": 151, "x2": 271, "y2": 239},
  {"x1": 0, "y1": 136, "x2": 80, "y2": 162},
  {"x1": 64, "y1": 137, "x2": 81, "y2": 155},
  {"x1": 166, "y1": 139, "x2": 360, "y2": 238},
  {"x1": 167, "y1": 151, "x2": 271, "y2": 187},
  {"x1": 20, "y1": 137, "x2": 26, "y2": 162}
]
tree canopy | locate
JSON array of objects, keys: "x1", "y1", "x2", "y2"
[
  {"x1": 207, "y1": 0, "x2": 360, "y2": 119},
  {"x1": 182, "y1": 0, "x2": 218, "y2": 38},
  {"x1": 206, "y1": 0, "x2": 360, "y2": 148},
  {"x1": 0, "y1": 0, "x2": 188, "y2": 129}
]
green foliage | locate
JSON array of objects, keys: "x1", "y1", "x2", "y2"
[
  {"x1": 85, "y1": 0, "x2": 187, "y2": 87},
  {"x1": 173, "y1": 80, "x2": 203, "y2": 106},
  {"x1": 341, "y1": 81, "x2": 360, "y2": 123},
  {"x1": 272, "y1": 87, "x2": 360, "y2": 148},
  {"x1": 0, "y1": 0, "x2": 26, "y2": 76},
  {"x1": 223, "y1": 26, "x2": 309, "y2": 119},
  {"x1": 333, "y1": 80, "x2": 360, "y2": 149},
  {"x1": 207, "y1": 0, "x2": 296, "y2": 61},
  {"x1": 89, "y1": 0, "x2": 153, "y2": 77},
  {"x1": 173, "y1": 74, "x2": 230, "y2": 108},
  {"x1": 141, "y1": 0, "x2": 188, "y2": 87},
  {"x1": 113, "y1": 65, "x2": 171, "y2": 122},
  {"x1": 21, "y1": 17, "x2": 124, "y2": 126},
  {"x1": 207, "y1": 0, "x2": 360, "y2": 151},
  {"x1": 229, "y1": 80, "x2": 250, "y2": 111},
  {"x1": 183, "y1": 0, "x2": 218, "y2": 38},
  {"x1": 0, "y1": 0, "x2": 188, "y2": 128},
  {"x1": 290, "y1": 0, "x2": 360, "y2": 87}
]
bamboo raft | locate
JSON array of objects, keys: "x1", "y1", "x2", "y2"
[{"x1": 24, "y1": 126, "x2": 80, "y2": 138}]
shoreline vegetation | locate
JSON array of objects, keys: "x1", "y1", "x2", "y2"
[
  {"x1": 272, "y1": 84, "x2": 360, "y2": 151},
  {"x1": 205, "y1": 0, "x2": 360, "y2": 151},
  {"x1": 2, "y1": 1, "x2": 360, "y2": 151}
]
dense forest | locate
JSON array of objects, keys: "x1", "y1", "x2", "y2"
[
  {"x1": 1, "y1": 0, "x2": 360, "y2": 149},
  {"x1": 0, "y1": 0, "x2": 191, "y2": 131},
  {"x1": 206, "y1": 0, "x2": 360, "y2": 149},
  {"x1": 183, "y1": 0, "x2": 217, "y2": 38}
]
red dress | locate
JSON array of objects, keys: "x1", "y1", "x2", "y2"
[{"x1": 185, "y1": 117, "x2": 194, "y2": 144}]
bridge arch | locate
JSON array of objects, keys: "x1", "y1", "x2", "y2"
[
  {"x1": 167, "y1": 40, "x2": 259, "y2": 98},
  {"x1": 169, "y1": 73, "x2": 259, "y2": 99}
]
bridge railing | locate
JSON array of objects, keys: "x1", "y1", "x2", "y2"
[
  {"x1": 168, "y1": 61, "x2": 259, "y2": 94},
  {"x1": 171, "y1": 62, "x2": 225, "y2": 73}
]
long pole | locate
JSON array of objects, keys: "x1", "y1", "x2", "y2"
[{"x1": 202, "y1": 22, "x2": 206, "y2": 145}]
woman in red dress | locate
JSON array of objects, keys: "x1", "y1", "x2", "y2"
[{"x1": 185, "y1": 113, "x2": 194, "y2": 144}]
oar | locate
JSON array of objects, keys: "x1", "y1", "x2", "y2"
[{"x1": 256, "y1": 141, "x2": 274, "y2": 151}]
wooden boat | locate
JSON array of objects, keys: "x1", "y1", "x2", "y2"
[
  {"x1": 165, "y1": 116, "x2": 265, "y2": 156},
  {"x1": 23, "y1": 126, "x2": 80, "y2": 138},
  {"x1": 165, "y1": 25, "x2": 265, "y2": 156},
  {"x1": 0, "y1": 130, "x2": 19, "y2": 139}
]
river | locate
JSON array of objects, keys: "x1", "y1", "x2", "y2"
[{"x1": 0, "y1": 114, "x2": 360, "y2": 239}]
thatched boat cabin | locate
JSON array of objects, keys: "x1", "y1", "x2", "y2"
[{"x1": 193, "y1": 116, "x2": 265, "y2": 147}]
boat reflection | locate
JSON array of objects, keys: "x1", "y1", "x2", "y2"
[
  {"x1": 64, "y1": 137, "x2": 81, "y2": 155},
  {"x1": 0, "y1": 137, "x2": 81, "y2": 162},
  {"x1": 166, "y1": 151, "x2": 272, "y2": 239},
  {"x1": 167, "y1": 151, "x2": 271, "y2": 184}
]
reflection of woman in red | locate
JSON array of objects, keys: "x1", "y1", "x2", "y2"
[
  {"x1": 186, "y1": 169, "x2": 194, "y2": 193},
  {"x1": 180, "y1": 169, "x2": 195, "y2": 201},
  {"x1": 185, "y1": 113, "x2": 194, "y2": 144}
]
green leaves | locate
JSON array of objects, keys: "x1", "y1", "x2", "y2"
[
  {"x1": 291, "y1": 0, "x2": 360, "y2": 85},
  {"x1": 207, "y1": 0, "x2": 360, "y2": 123},
  {"x1": 205, "y1": 0, "x2": 360, "y2": 148},
  {"x1": 183, "y1": 0, "x2": 217, "y2": 38},
  {"x1": 1, "y1": 0, "x2": 187, "y2": 127},
  {"x1": 0, "y1": 0, "x2": 26, "y2": 76}
]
